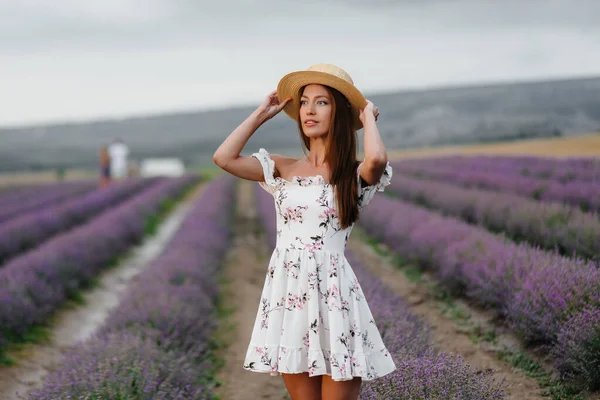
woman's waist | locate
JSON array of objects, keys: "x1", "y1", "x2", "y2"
[
  {"x1": 274, "y1": 245, "x2": 345, "y2": 257},
  {"x1": 274, "y1": 239, "x2": 347, "y2": 254}
]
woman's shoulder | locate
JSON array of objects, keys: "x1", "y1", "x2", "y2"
[
  {"x1": 269, "y1": 153, "x2": 297, "y2": 164},
  {"x1": 253, "y1": 148, "x2": 296, "y2": 163},
  {"x1": 264, "y1": 151, "x2": 299, "y2": 179}
]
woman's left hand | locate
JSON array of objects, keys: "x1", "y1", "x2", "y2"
[{"x1": 359, "y1": 100, "x2": 379, "y2": 123}]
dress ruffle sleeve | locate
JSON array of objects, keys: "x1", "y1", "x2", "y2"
[
  {"x1": 252, "y1": 148, "x2": 278, "y2": 195},
  {"x1": 357, "y1": 161, "x2": 393, "y2": 209}
]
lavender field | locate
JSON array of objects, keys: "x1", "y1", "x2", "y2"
[
  {"x1": 29, "y1": 175, "x2": 236, "y2": 399},
  {"x1": 1, "y1": 154, "x2": 598, "y2": 399},
  {"x1": 391, "y1": 156, "x2": 600, "y2": 212},
  {"x1": 0, "y1": 178, "x2": 158, "y2": 265},
  {"x1": 0, "y1": 181, "x2": 96, "y2": 224},
  {"x1": 366, "y1": 154, "x2": 600, "y2": 395},
  {"x1": 0, "y1": 176, "x2": 199, "y2": 362}
]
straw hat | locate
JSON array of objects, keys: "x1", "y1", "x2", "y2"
[{"x1": 277, "y1": 63, "x2": 368, "y2": 131}]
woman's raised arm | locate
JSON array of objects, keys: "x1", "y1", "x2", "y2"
[
  {"x1": 213, "y1": 90, "x2": 292, "y2": 181},
  {"x1": 358, "y1": 100, "x2": 388, "y2": 186}
]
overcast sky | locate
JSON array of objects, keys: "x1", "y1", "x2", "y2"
[{"x1": 1, "y1": 0, "x2": 599, "y2": 127}]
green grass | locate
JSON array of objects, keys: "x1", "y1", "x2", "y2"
[
  {"x1": 402, "y1": 264, "x2": 424, "y2": 283},
  {"x1": 11, "y1": 326, "x2": 51, "y2": 345},
  {"x1": 1, "y1": 353, "x2": 15, "y2": 366},
  {"x1": 65, "y1": 289, "x2": 87, "y2": 306},
  {"x1": 211, "y1": 206, "x2": 240, "y2": 395},
  {"x1": 144, "y1": 182, "x2": 197, "y2": 235},
  {"x1": 364, "y1": 236, "x2": 389, "y2": 257},
  {"x1": 1, "y1": 325, "x2": 53, "y2": 360},
  {"x1": 498, "y1": 350, "x2": 584, "y2": 400},
  {"x1": 467, "y1": 323, "x2": 498, "y2": 345}
]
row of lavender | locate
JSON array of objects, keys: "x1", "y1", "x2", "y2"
[
  {"x1": 0, "y1": 175, "x2": 199, "y2": 356},
  {"x1": 0, "y1": 180, "x2": 96, "y2": 224},
  {"x1": 0, "y1": 181, "x2": 87, "y2": 204},
  {"x1": 255, "y1": 186, "x2": 506, "y2": 399},
  {"x1": 29, "y1": 175, "x2": 236, "y2": 399},
  {"x1": 359, "y1": 194, "x2": 600, "y2": 391},
  {"x1": 0, "y1": 178, "x2": 159, "y2": 266},
  {"x1": 391, "y1": 160, "x2": 600, "y2": 212},
  {"x1": 386, "y1": 174, "x2": 599, "y2": 261},
  {"x1": 397, "y1": 154, "x2": 600, "y2": 183},
  {"x1": 0, "y1": 180, "x2": 90, "y2": 206}
]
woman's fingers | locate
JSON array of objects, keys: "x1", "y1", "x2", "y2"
[
  {"x1": 266, "y1": 90, "x2": 278, "y2": 105},
  {"x1": 276, "y1": 97, "x2": 292, "y2": 112}
]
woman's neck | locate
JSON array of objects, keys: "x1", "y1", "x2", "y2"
[{"x1": 307, "y1": 137, "x2": 328, "y2": 167}]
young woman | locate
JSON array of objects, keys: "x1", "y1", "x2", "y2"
[{"x1": 213, "y1": 64, "x2": 396, "y2": 400}]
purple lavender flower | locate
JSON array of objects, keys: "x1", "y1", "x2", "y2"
[
  {"x1": 0, "y1": 180, "x2": 95, "y2": 224},
  {"x1": 553, "y1": 307, "x2": 600, "y2": 391},
  {"x1": 357, "y1": 192, "x2": 600, "y2": 390},
  {"x1": 29, "y1": 175, "x2": 236, "y2": 399},
  {"x1": 28, "y1": 331, "x2": 209, "y2": 400},
  {"x1": 391, "y1": 156, "x2": 600, "y2": 212},
  {"x1": 383, "y1": 173, "x2": 600, "y2": 262},
  {"x1": 0, "y1": 178, "x2": 159, "y2": 265},
  {"x1": 0, "y1": 176, "x2": 198, "y2": 350}
]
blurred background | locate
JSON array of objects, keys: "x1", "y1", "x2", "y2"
[{"x1": 1, "y1": 0, "x2": 599, "y2": 182}]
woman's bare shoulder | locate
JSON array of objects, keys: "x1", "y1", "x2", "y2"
[
  {"x1": 269, "y1": 153, "x2": 299, "y2": 164},
  {"x1": 268, "y1": 153, "x2": 299, "y2": 178}
]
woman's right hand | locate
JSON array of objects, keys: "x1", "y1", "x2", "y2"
[{"x1": 257, "y1": 90, "x2": 292, "y2": 121}]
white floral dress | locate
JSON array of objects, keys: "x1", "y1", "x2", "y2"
[{"x1": 243, "y1": 148, "x2": 397, "y2": 382}]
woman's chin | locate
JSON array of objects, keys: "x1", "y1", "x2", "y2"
[{"x1": 302, "y1": 129, "x2": 328, "y2": 139}]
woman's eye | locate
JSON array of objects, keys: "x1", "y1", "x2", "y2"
[{"x1": 300, "y1": 100, "x2": 327, "y2": 105}]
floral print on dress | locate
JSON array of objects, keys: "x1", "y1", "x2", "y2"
[
  {"x1": 282, "y1": 205, "x2": 308, "y2": 226},
  {"x1": 244, "y1": 148, "x2": 396, "y2": 382}
]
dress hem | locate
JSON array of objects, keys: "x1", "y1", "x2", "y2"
[
  {"x1": 242, "y1": 366, "x2": 391, "y2": 382},
  {"x1": 243, "y1": 343, "x2": 397, "y2": 382}
]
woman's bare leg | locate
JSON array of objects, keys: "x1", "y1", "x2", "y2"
[
  {"x1": 282, "y1": 373, "x2": 323, "y2": 400},
  {"x1": 321, "y1": 375, "x2": 362, "y2": 400}
]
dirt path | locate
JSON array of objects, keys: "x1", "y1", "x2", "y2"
[
  {"x1": 0, "y1": 184, "x2": 205, "y2": 400},
  {"x1": 348, "y1": 232, "x2": 545, "y2": 400},
  {"x1": 215, "y1": 180, "x2": 289, "y2": 400}
]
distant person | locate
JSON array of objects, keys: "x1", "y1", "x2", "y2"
[
  {"x1": 108, "y1": 138, "x2": 130, "y2": 180},
  {"x1": 99, "y1": 146, "x2": 111, "y2": 188},
  {"x1": 213, "y1": 63, "x2": 395, "y2": 400}
]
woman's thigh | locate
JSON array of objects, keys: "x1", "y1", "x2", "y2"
[
  {"x1": 282, "y1": 373, "x2": 322, "y2": 400},
  {"x1": 321, "y1": 375, "x2": 362, "y2": 400}
]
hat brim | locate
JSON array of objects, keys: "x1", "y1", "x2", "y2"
[{"x1": 277, "y1": 70, "x2": 367, "y2": 131}]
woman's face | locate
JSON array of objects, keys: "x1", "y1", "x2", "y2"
[{"x1": 299, "y1": 84, "x2": 333, "y2": 138}]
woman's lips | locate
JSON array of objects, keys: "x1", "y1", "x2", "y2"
[{"x1": 304, "y1": 120, "x2": 318, "y2": 126}]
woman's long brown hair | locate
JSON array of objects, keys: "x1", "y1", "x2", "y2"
[{"x1": 297, "y1": 85, "x2": 359, "y2": 229}]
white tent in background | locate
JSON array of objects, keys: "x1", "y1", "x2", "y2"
[{"x1": 139, "y1": 158, "x2": 186, "y2": 177}]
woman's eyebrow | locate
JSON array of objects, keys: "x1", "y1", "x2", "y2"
[{"x1": 300, "y1": 94, "x2": 330, "y2": 99}]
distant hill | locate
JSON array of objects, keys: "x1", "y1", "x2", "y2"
[{"x1": 1, "y1": 76, "x2": 599, "y2": 172}]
